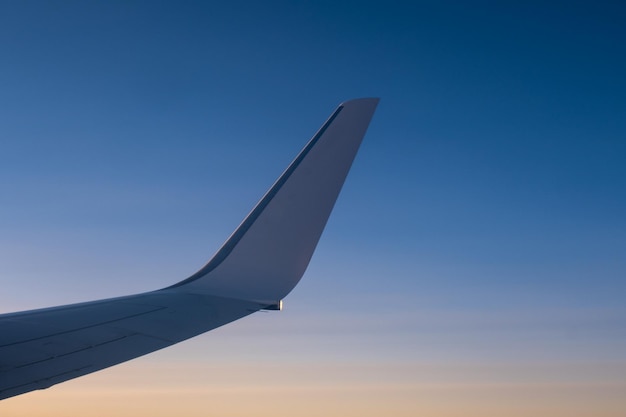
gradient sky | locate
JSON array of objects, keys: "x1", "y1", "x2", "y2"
[{"x1": 1, "y1": 1, "x2": 625, "y2": 416}]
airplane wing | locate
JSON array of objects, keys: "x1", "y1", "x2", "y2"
[{"x1": 0, "y1": 98, "x2": 379, "y2": 400}]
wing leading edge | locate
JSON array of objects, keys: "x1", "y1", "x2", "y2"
[{"x1": 0, "y1": 98, "x2": 379, "y2": 400}]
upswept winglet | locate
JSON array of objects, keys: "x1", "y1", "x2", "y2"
[{"x1": 171, "y1": 98, "x2": 379, "y2": 303}]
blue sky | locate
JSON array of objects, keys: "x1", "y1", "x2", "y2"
[{"x1": 1, "y1": 2, "x2": 625, "y2": 416}]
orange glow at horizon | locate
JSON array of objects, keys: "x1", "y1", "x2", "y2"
[{"x1": 2, "y1": 360, "x2": 625, "y2": 417}]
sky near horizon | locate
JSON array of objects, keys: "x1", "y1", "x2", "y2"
[{"x1": 1, "y1": 1, "x2": 625, "y2": 416}]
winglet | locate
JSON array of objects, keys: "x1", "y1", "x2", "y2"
[{"x1": 170, "y1": 98, "x2": 379, "y2": 302}]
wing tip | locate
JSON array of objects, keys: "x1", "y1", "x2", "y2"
[{"x1": 339, "y1": 97, "x2": 380, "y2": 107}]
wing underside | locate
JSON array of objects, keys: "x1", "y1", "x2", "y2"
[{"x1": 0, "y1": 291, "x2": 261, "y2": 400}]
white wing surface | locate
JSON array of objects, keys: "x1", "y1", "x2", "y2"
[{"x1": 0, "y1": 98, "x2": 379, "y2": 400}]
